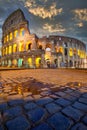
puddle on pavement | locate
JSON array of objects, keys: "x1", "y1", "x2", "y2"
[
  {"x1": 0, "y1": 79, "x2": 46, "y2": 96},
  {"x1": 0, "y1": 80, "x2": 87, "y2": 99}
]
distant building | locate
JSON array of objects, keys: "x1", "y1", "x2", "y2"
[{"x1": 1, "y1": 9, "x2": 87, "y2": 68}]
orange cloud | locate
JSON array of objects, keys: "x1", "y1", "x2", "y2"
[
  {"x1": 73, "y1": 9, "x2": 87, "y2": 21},
  {"x1": 25, "y1": 1, "x2": 63, "y2": 19},
  {"x1": 43, "y1": 23, "x2": 65, "y2": 32},
  {"x1": 76, "y1": 22, "x2": 83, "y2": 27}
]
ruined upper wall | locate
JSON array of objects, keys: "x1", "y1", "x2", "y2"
[{"x1": 2, "y1": 9, "x2": 28, "y2": 33}]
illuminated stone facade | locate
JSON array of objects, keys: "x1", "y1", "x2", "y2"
[{"x1": 1, "y1": 9, "x2": 86, "y2": 68}]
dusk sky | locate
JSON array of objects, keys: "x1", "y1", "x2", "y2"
[{"x1": 0, "y1": 0, "x2": 87, "y2": 48}]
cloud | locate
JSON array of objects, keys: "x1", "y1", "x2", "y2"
[
  {"x1": 25, "y1": 1, "x2": 63, "y2": 19},
  {"x1": 73, "y1": 9, "x2": 87, "y2": 21},
  {"x1": 43, "y1": 23, "x2": 65, "y2": 33},
  {"x1": 75, "y1": 22, "x2": 83, "y2": 27},
  {"x1": 25, "y1": 0, "x2": 36, "y2": 8}
]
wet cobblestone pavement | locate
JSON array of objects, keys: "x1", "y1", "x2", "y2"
[{"x1": 0, "y1": 69, "x2": 87, "y2": 130}]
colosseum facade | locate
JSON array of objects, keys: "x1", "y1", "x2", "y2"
[{"x1": 1, "y1": 9, "x2": 86, "y2": 68}]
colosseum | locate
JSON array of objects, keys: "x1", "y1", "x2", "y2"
[{"x1": 1, "y1": 9, "x2": 86, "y2": 68}]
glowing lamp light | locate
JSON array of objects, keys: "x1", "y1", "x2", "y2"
[
  {"x1": 78, "y1": 83, "x2": 81, "y2": 87},
  {"x1": 36, "y1": 57, "x2": 41, "y2": 68},
  {"x1": 69, "y1": 48, "x2": 73, "y2": 56},
  {"x1": 46, "y1": 48, "x2": 51, "y2": 51},
  {"x1": 28, "y1": 58, "x2": 32, "y2": 67}
]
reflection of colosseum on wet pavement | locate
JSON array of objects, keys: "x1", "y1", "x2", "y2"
[{"x1": 1, "y1": 9, "x2": 87, "y2": 68}]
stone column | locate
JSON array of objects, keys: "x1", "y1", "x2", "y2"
[
  {"x1": 32, "y1": 55, "x2": 36, "y2": 68},
  {"x1": 41, "y1": 54, "x2": 45, "y2": 68},
  {"x1": 31, "y1": 38, "x2": 37, "y2": 50}
]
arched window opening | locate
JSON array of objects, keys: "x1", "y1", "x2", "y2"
[
  {"x1": 59, "y1": 47, "x2": 63, "y2": 54},
  {"x1": 10, "y1": 32, "x2": 12, "y2": 41},
  {"x1": 45, "y1": 47, "x2": 51, "y2": 60},
  {"x1": 14, "y1": 30, "x2": 18, "y2": 37},
  {"x1": 19, "y1": 42, "x2": 24, "y2": 52},
  {"x1": 64, "y1": 48, "x2": 67, "y2": 56},
  {"x1": 64, "y1": 43, "x2": 67, "y2": 48},
  {"x1": 27, "y1": 58, "x2": 33, "y2": 68},
  {"x1": 28, "y1": 43, "x2": 32, "y2": 50},
  {"x1": 18, "y1": 58, "x2": 23, "y2": 67},
  {"x1": 20, "y1": 28, "x2": 25, "y2": 36},
  {"x1": 69, "y1": 60, "x2": 73, "y2": 67},
  {"x1": 36, "y1": 57, "x2": 41, "y2": 68},
  {"x1": 9, "y1": 46, "x2": 12, "y2": 54},
  {"x1": 69, "y1": 48, "x2": 73, "y2": 57},
  {"x1": 13, "y1": 44, "x2": 17, "y2": 53},
  {"x1": 38, "y1": 45, "x2": 42, "y2": 50}
]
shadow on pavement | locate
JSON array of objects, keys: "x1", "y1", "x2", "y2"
[{"x1": 0, "y1": 79, "x2": 87, "y2": 130}]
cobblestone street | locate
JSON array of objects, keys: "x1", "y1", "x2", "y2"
[{"x1": 0, "y1": 69, "x2": 87, "y2": 130}]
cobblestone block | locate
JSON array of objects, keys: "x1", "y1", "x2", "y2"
[
  {"x1": 55, "y1": 91, "x2": 66, "y2": 97},
  {"x1": 24, "y1": 96, "x2": 34, "y2": 102},
  {"x1": 82, "y1": 93, "x2": 87, "y2": 98},
  {"x1": 65, "y1": 88, "x2": 73, "y2": 93},
  {"x1": 45, "y1": 102, "x2": 62, "y2": 114},
  {"x1": 24, "y1": 102, "x2": 37, "y2": 111},
  {"x1": 27, "y1": 107, "x2": 46, "y2": 123},
  {"x1": 79, "y1": 97, "x2": 87, "y2": 104},
  {"x1": 8, "y1": 99, "x2": 24, "y2": 106},
  {"x1": 9, "y1": 92, "x2": 18, "y2": 95},
  {"x1": 55, "y1": 98, "x2": 71, "y2": 107},
  {"x1": 62, "y1": 106, "x2": 83, "y2": 121},
  {"x1": 71, "y1": 123, "x2": 87, "y2": 130},
  {"x1": 0, "y1": 125, "x2": 4, "y2": 130},
  {"x1": 64, "y1": 94, "x2": 77, "y2": 102},
  {"x1": 8, "y1": 94, "x2": 23, "y2": 100},
  {"x1": 0, "y1": 103, "x2": 8, "y2": 111},
  {"x1": 33, "y1": 95, "x2": 41, "y2": 99},
  {"x1": 23, "y1": 92, "x2": 32, "y2": 97},
  {"x1": 70, "y1": 91, "x2": 81, "y2": 97},
  {"x1": 6, "y1": 115, "x2": 30, "y2": 130},
  {"x1": 31, "y1": 123, "x2": 52, "y2": 130},
  {"x1": 40, "y1": 91, "x2": 51, "y2": 96},
  {"x1": 50, "y1": 94, "x2": 59, "y2": 99},
  {"x1": 4, "y1": 106, "x2": 23, "y2": 120},
  {"x1": 47, "y1": 112, "x2": 73, "y2": 130},
  {"x1": 36, "y1": 97, "x2": 53, "y2": 106},
  {"x1": 72, "y1": 101, "x2": 87, "y2": 112},
  {"x1": 41, "y1": 88, "x2": 49, "y2": 91},
  {"x1": 82, "y1": 115, "x2": 87, "y2": 125}
]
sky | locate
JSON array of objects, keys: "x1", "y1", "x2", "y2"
[{"x1": 0, "y1": 0, "x2": 87, "y2": 49}]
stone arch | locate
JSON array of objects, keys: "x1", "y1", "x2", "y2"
[
  {"x1": 38, "y1": 45, "x2": 43, "y2": 50},
  {"x1": 18, "y1": 58, "x2": 23, "y2": 67},
  {"x1": 13, "y1": 44, "x2": 17, "y2": 53},
  {"x1": 19, "y1": 42, "x2": 24, "y2": 52},
  {"x1": 35, "y1": 57, "x2": 41, "y2": 68},
  {"x1": 26, "y1": 42, "x2": 32, "y2": 50},
  {"x1": 27, "y1": 58, "x2": 33, "y2": 68},
  {"x1": 8, "y1": 59, "x2": 12, "y2": 67},
  {"x1": 12, "y1": 59, "x2": 18, "y2": 66},
  {"x1": 28, "y1": 43, "x2": 32, "y2": 50}
]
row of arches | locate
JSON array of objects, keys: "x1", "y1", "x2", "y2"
[
  {"x1": 38, "y1": 43, "x2": 86, "y2": 58},
  {"x1": 2, "y1": 42, "x2": 32, "y2": 56},
  {"x1": 3, "y1": 28, "x2": 25, "y2": 44},
  {"x1": 2, "y1": 57, "x2": 41, "y2": 68}
]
